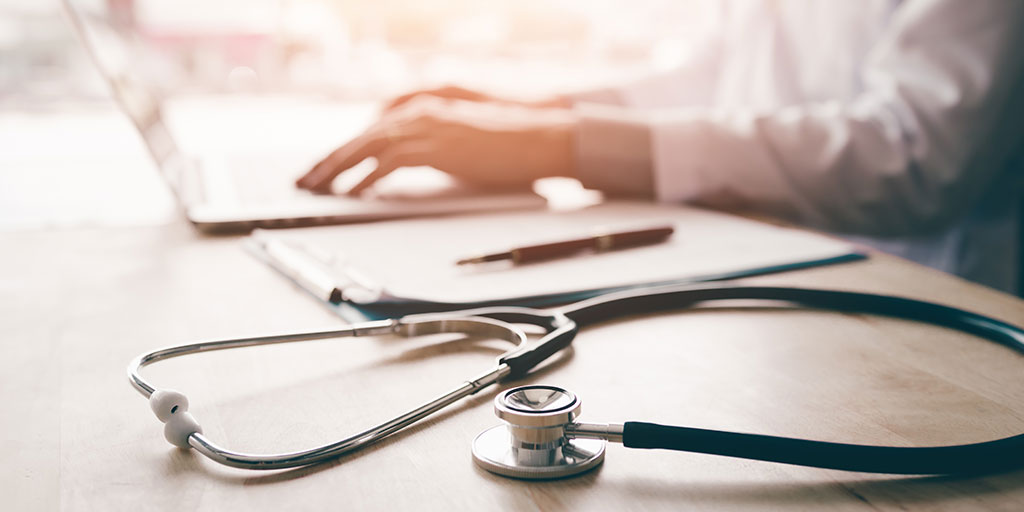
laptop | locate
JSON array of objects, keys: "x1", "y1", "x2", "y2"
[{"x1": 62, "y1": 0, "x2": 547, "y2": 233}]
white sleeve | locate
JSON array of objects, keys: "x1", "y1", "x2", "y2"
[
  {"x1": 568, "y1": 18, "x2": 726, "y2": 109},
  {"x1": 651, "y1": 0, "x2": 1024, "y2": 235},
  {"x1": 613, "y1": 30, "x2": 725, "y2": 109}
]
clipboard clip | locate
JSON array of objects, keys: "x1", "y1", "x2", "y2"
[{"x1": 249, "y1": 231, "x2": 384, "y2": 305}]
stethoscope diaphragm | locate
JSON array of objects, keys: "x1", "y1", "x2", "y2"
[{"x1": 471, "y1": 385, "x2": 606, "y2": 479}]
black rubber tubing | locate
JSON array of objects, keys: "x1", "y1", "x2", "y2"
[
  {"x1": 622, "y1": 422, "x2": 1024, "y2": 474},
  {"x1": 557, "y1": 284, "x2": 1024, "y2": 474},
  {"x1": 464, "y1": 308, "x2": 580, "y2": 379}
]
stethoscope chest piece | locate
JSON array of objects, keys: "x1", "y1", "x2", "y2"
[{"x1": 472, "y1": 385, "x2": 605, "y2": 480}]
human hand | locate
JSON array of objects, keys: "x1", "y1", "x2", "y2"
[
  {"x1": 296, "y1": 96, "x2": 577, "y2": 195},
  {"x1": 383, "y1": 84, "x2": 570, "y2": 113}
]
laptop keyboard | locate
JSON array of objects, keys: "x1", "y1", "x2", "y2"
[
  {"x1": 227, "y1": 154, "x2": 323, "y2": 204},
  {"x1": 222, "y1": 153, "x2": 379, "y2": 205}
]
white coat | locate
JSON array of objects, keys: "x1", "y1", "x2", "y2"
[{"x1": 573, "y1": 0, "x2": 1024, "y2": 292}]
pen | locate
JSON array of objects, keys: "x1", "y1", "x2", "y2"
[{"x1": 456, "y1": 225, "x2": 675, "y2": 265}]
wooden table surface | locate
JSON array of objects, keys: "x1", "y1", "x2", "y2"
[{"x1": 4, "y1": 217, "x2": 1024, "y2": 511}]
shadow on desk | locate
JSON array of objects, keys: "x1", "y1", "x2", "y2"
[{"x1": 581, "y1": 470, "x2": 1024, "y2": 508}]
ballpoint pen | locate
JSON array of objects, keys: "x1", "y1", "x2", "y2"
[{"x1": 456, "y1": 225, "x2": 675, "y2": 265}]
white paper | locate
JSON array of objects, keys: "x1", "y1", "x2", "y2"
[{"x1": 259, "y1": 201, "x2": 861, "y2": 305}]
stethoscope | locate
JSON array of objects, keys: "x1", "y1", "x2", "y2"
[{"x1": 129, "y1": 284, "x2": 1024, "y2": 477}]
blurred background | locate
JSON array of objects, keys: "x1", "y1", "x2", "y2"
[{"x1": 0, "y1": 0, "x2": 717, "y2": 229}]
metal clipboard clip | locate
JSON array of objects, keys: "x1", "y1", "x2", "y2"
[{"x1": 248, "y1": 230, "x2": 384, "y2": 305}]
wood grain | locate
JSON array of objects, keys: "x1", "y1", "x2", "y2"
[{"x1": 3, "y1": 220, "x2": 1024, "y2": 511}]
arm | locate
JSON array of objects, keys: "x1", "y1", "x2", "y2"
[
  {"x1": 579, "y1": 0, "x2": 1024, "y2": 235},
  {"x1": 565, "y1": 17, "x2": 726, "y2": 110}
]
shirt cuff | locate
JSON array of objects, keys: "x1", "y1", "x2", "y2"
[{"x1": 573, "y1": 104, "x2": 655, "y2": 198}]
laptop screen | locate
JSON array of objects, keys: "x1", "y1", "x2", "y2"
[{"x1": 62, "y1": 0, "x2": 184, "y2": 189}]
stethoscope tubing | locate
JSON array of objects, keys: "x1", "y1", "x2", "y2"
[{"x1": 561, "y1": 285, "x2": 1024, "y2": 474}]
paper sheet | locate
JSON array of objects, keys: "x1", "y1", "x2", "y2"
[{"x1": 254, "y1": 202, "x2": 863, "y2": 307}]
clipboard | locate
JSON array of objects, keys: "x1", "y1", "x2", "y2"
[{"x1": 245, "y1": 201, "x2": 867, "y2": 321}]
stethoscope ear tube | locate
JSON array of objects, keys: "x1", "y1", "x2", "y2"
[
  {"x1": 128, "y1": 315, "x2": 538, "y2": 470},
  {"x1": 622, "y1": 422, "x2": 1024, "y2": 474},
  {"x1": 499, "y1": 316, "x2": 577, "y2": 378}
]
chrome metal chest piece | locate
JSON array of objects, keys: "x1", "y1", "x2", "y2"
[{"x1": 472, "y1": 385, "x2": 607, "y2": 479}]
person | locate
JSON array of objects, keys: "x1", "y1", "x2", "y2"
[{"x1": 297, "y1": 0, "x2": 1024, "y2": 293}]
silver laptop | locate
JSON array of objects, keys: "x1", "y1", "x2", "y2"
[{"x1": 63, "y1": 0, "x2": 546, "y2": 233}]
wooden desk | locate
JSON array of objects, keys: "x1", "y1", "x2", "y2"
[{"x1": 4, "y1": 219, "x2": 1024, "y2": 511}]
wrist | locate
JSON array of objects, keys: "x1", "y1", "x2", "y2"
[
  {"x1": 573, "y1": 106, "x2": 654, "y2": 198},
  {"x1": 526, "y1": 96, "x2": 573, "y2": 110},
  {"x1": 544, "y1": 112, "x2": 579, "y2": 180}
]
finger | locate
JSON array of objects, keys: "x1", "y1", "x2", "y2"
[
  {"x1": 295, "y1": 133, "x2": 388, "y2": 191},
  {"x1": 383, "y1": 86, "x2": 456, "y2": 112},
  {"x1": 382, "y1": 91, "x2": 426, "y2": 112},
  {"x1": 382, "y1": 85, "x2": 480, "y2": 112},
  {"x1": 347, "y1": 142, "x2": 434, "y2": 196}
]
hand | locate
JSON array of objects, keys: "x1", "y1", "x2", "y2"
[
  {"x1": 383, "y1": 84, "x2": 570, "y2": 113},
  {"x1": 296, "y1": 96, "x2": 577, "y2": 195}
]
